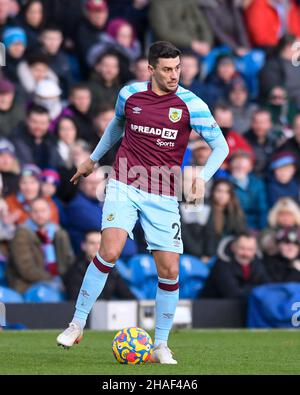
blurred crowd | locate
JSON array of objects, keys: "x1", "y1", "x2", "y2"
[{"x1": 0, "y1": 0, "x2": 300, "y2": 301}]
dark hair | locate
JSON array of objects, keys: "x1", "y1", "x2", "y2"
[
  {"x1": 210, "y1": 178, "x2": 246, "y2": 234},
  {"x1": 22, "y1": 0, "x2": 45, "y2": 22},
  {"x1": 27, "y1": 52, "x2": 50, "y2": 66},
  {"x1": 252, "y1": 108, "x2": 271, "y2": 119},
  {"x1": 148, "y1": 41, "x2": 181, "y2": 68},
  {"x1": 94, "y1": 50, "x2": 120, "y2": 67},
  {"x1": 27, "y1": 104, "x2": 49, "y2": 117},
  {"x1": 41, "y1": 23, "x2": 63, "y2": 34},
  {"x1": 213, "y1": 102, "x2": 232, "y2": 114},
  {"x1": 70, "y1": 83, "x2": 91, "y2": 95},
  {"x1": 55, "y1": 116, "x2": 78, "y2": 138},
  {"x1": 236, "y1": 231, "x2": 257, "y2": 241},
  {"x1": 84, "y1": 230, "x2": 100, "y2": 239}
]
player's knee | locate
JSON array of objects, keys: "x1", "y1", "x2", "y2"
[
  {"x1": 98, "y1": 247, "x2": 121, "y2": 264},
  {"x1": 161, "y1": 266, "x2": 179, "y2": 280}
]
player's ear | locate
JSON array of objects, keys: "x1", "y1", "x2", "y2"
[{"x1": 148, "y1": 64, "x2": 154, "y2": 75}]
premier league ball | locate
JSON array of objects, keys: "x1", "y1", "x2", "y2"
[{"x1": 112, "y1": 327, "x2": 153, "y2": 364}]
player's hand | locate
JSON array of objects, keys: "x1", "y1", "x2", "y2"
[
  {"x1": 70, "y1": 158, "x2": 96, "y2": 185},
  {"x1": 186, "y1": 177, "x2": 205, "y2": 205}
]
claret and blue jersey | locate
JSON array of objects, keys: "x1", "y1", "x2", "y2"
[{"x1": 113, "y1": 81, "x2": 224, "y2": 195}]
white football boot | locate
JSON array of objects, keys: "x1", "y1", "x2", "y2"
[
  {"x1": 150, "y1": 343, "x2": 178, "y2": 364},
  {"x1": 56, "y1": 322, "x2": 83, "y2": 349}
]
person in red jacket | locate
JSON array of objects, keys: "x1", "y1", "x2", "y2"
[
  {"x1": 213, "y1": 103, "x2": 254, "y2": 169},
  {"x1": 245, "y1": 0, "x2": 300, "y2": 48}
]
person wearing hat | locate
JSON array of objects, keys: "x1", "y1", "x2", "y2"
[
  {"x1": 3, "y1": 27, "x2": 27, "y2": 83},
  {"x1": 0, "y1": 78, "x2": 25, "y2": 138},
  {"x1": 33, "y1": 79, "x2": 63, "y2": 120},
  {"x1": 264, "y1": 227, "x2": 300, "y2": 283},
  {"x1": 0, "y1": 138, "x2": 19, "y2": 196},
  {"x1": 5, "y1": 164, "x2": 59, "y2": 225},
  {"x1": 229, "y1": 149, "x2": 268, "y2": 230},
  {"x1": 267, "y1": 151, "x2": 299, "y2": 208},
  {"x1": 76, "y1": 0, "x2": 109, "y2": 65}
]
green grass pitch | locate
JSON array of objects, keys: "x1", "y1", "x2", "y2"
[{"x1": 0, "y1": 329, "x2": 299, "y2": 375}]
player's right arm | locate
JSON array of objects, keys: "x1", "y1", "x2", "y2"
[{"x1": 70, "y1": 88, "x2": 127, "y2": 185}]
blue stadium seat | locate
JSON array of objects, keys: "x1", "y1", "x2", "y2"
[
  {"x1": 0, "y1": 286, "x2": 23, "y2": 303},
  {"x1": 128, "y1": 254, "x2": 158, "y2": 299},
  {"x1": 116, "y1": 259, "x2": 132, "y2": 283},
  {"x1": 24, "y1": 283, "x2": 66, "y2": 303},
  {"x1": 179, "y1": 255, "x2": 210, "y2": 299}
]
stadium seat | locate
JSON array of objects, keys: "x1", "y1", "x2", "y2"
[
  {"x1": 23, "y1": 283, "x2": 66, "y2": 303},
  {"x1": 0, "y1": 286, "x2": 23, "y2": 303},
  {"x1": 116, "y1": 259, "x2": 132, "y2": 283},
  {"x1": 127, "y1": 254, "x2": 158, "y2": 299},
  {"x1": 179, "y1": 255, "x2": 210, "y2": 299}
]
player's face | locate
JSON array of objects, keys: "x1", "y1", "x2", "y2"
[{"x1": 149, "y1": 57, "x2": 181, "y2": 93}]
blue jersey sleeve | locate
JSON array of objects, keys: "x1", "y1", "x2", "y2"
[{"x1": 176, "y1": 87, "x2": 229, "y2": 181}]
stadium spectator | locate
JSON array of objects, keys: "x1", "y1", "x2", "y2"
[
  {"x1": 205, "y1": 55, "x2": 244, "y2": 106},
  {"x1": 179, "y1": 52, "x2": 218, "y2": 110},
  {"x1": 229, "y1": 150, "x2": 268, "y2": 230},
  {"x1": 277, "y1": 113, "x2": 300, "y2": 171},
  {"x1": 213, "y1": 104, "x2": 254, "y2": 168},
  {"x1": 39, "y1": 24, "x2": 73, "y2": 97},
  {"x1": 56, "y1": 140, "x2": 91, "y2": 204},
  {"x1": 200, "y1": 232, "x2": 269, "y2": 298},
  {"x1": 63, "y1": 230, "x2": 136, "y2": 300},
  {"x1": 264, "y1": 86, "x2": 298, "y2": 138},
  {"x1": 76, "y1": 0, "x2": 109, "y2": 65},
  {"x1": 244, "y1": 109, "x2": 277, "y2": 179},
  {"x1": 0, "y1": 173, "x2": 16, "y2": 245},
  {"x1": 5, "y1": 164, "x2": 59, "y2": 225},
  {"x1": 267, "y1": 151, "x2": 299, "y2": 207},
  {"x1": 181, "y1": 178, "x2": 246, "y2": 261},
  {"x1": 0, "y1": 138, "x2": 19, "y2": 196},
  {"x1": 65, "y1": 168, "x2": 106, "y2": 253},
  {"x1": 264, "y1": 227, "x2": 300, "y2": 283},
  {"x1": 149, "y1": 0, "x2": 213, "y2": 56},
  {"x1": 131, "y1": 57, "x2": 150, "y2": 83},
  {"x1": 18, "y1": 0, "x2": 45, "y2": 50},
  {"x1": 0, "y1": 0, "x2": 14, "y2": 41},
  {"x1": 259, "y1": 34, "x2": 300, "y2": 108},
  {"x1": 244, "y1": 0, "x2": 300, "y2": 48},
  {"x1": 10, "y1": 105, "x2": 59, "y2": 168},
  {"x1": 33, "y1": 79, "x2": 63, "y2": 121},
  {"x1": 54, "y1": 116, "x2": 78, "y2": 169},
  {"x1": 2, "y1": 27, "x2": 27, "y2": 84},
  {"x1": 17, "y1": 52, "x2": 59, "y2": 98},
  {"x1": 7, "y1": 197, "x2": 74, "y2": 293},
  {"x1": 0, "y1": 78, "x2": 25, "y2": 138},
  {"x1": 61, "y1": 83, "x2": 94, "y2": 142},
  {"x1": 227, "y1": 78, "x2": 257, "y2": 135},
  {"x1": 92, "y1": 105, "x2": 120, "y2": 166},
  {"x1": 259, "y1": 197, "x2": 300, "y2": 255},
  {"x1": 87, "y1": 18, "x2": 142, "y2": 67},
  {"x1": 201, "y1": 0, "x2": 251, "y2": 56},
  {"x1": 87, "y1": 51, "x2": 122, "y2": 115}
]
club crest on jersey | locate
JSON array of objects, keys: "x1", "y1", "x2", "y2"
[
  {"x1": 169, "y1": 108, "x2": 182, "y2": 123},
  {"x1": 107, "y1": 213, "x2": 115, "y2": 221}
]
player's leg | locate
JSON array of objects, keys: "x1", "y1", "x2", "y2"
[
  {"x1": 151, "y1": 250, "x2": 179, "y2": 364},
  {"x1": 57, "y1": 228, "x2": 128, "y2": 348},
  {"x1": 57, "y1": 179, "x2": 138, "y2": 348},
  {"x1": 137, "y1": 192, "x2": 182, "y2": 363}
]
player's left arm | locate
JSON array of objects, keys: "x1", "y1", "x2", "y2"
[{"x1": 187, "y1": 100, "x2": 229, "y2": 202}]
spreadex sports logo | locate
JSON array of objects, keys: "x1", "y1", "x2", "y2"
[{"x1": 130, "y1": 124, "x2": 178, "y2": 147}]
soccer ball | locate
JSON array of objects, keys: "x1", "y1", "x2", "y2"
[{"x1": 112, "y1": 327, "x2": 153, "y2": 364}]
